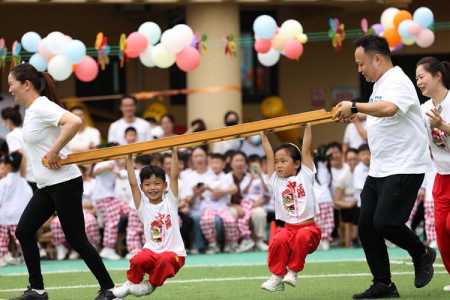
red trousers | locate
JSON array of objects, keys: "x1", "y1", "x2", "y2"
[
  {"x1": 268, "y1": 221, "x2": 321, "y2": 276},
  {"x1": 432, "y1": 174, "x2": 450, "y2": 274},
  {"x1": 127, "y1": 248, "x2": 185, "y2": 287}
]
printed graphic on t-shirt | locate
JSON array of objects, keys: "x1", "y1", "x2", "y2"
[
  {"x1": 431, "y1": 127, "x2": 448, "y2": 150},
  {"x1": 150, "y1": 213, "x2": 172, "y2": 243},
  {"x1": 281, "y1": 181, "x2": 305, "y2": 216}
]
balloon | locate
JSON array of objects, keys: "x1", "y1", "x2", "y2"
[
  {"x1": 46, "y1": 31, "x2": 68, "y2": 55},
  {"x1": 383, "y1": 27, "x2": 402, "y2": 49},
  {"x1": 21, "y1": 32, "x2": 41, "y2": 53},
  {"x1": 151, "y1": 44, "x2": 175, "y2": 68},
  {"x1": 360, "y1": 18, "x2": 368, "y2": 33},
  {"x1": 283, "y1": 40, "x2": 303, "y2": 60},
  {"x1": 413, "y1": 7, "x2": 434, "y2": 29},
  {"x1": 272, "y1": 31, "x2": 289, "y2": 51},
  {"x1": 29, "y1": 53, "x2": 48, "y2": 72},
  {"x1": 254, "y1": 39, "x2": 271, "y2": 53},
  {"x1": 139, "y1": 47, "x2": 155, "y2": 67},
  {"x1": 138, "y1": 22, "x2": 161, "y2": 45},
  {"x1": 297, "y1": 33, "x2": 308, "y2": 44},
  {"x1": 398, "y1": 20, "x2": 414, "y2": 40},
  {"x1": 415, "y1": 29, "x2": 435, "y2": 48},
  {"x1": 381, "y1": 7, "x2": 399, "y2": 29},
  {"x1": 401, "y1": 37, "x2": 415, "y2": 46},
  {"x1": 280, "y1": 20, "x2": 303, "y2": 39},
  {"x1": 393, "y1": 10, "x2": 412, "y2": 28},
  {"x1": 63, "y1": 40, "x2": 86, "y2": 64},
  {"x1": 173, "y1": 24, "x2": 194, "y2": 49},
  {"x1": 371, "y1": 23, "x2": 384, "y2": 36},
  {"x1": 125, "y1": 32, "x2": 148, "y2": 58},
  {"x1": 257, "y1": 48, "x2": 280, "y2": 67},
  {"x1": 47, "y1": 55, "x2": 72, "y2": 81},
  {"x1": 160, "y1": 29, "x2": 186, "y2": 54},
  {"x1": 253, "y1": 15, "x2": 277, "y2": 39},
  {"x1": 407, "y1": 22, "x2": 422, "y2": 36},
  {"x1": 176, "y1": 46, "x2": 200, "y2": 72},
  {"x1": 75, "y1": 56, "x2": 98, "y2": 82}
]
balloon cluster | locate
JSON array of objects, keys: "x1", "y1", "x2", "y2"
[
  {"x1": 136, "y1": 22, "x2": 200, "y2": 72},
  {"x1": 253, "y1": 15, "x2": 308, "y2": 67},
  {"x1": 21, "y1": 31, "x2": 98, "y2": 82},
  {"x1": 372, "y1": 6, "x2": 435, "y2": 50}
]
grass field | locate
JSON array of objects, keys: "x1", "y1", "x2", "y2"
[{"x1": 0, "y1": 248, "x2": 448, "y2": 300}]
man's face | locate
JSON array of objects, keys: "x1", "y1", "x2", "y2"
[{"x1": 354, "y1": 47, "x2": 379, "y2": 83}]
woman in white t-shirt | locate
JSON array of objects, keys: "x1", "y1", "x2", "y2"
[
  {"x1": 7, "y1": 63, "x2": 116, "y2": 300},
  {"x1": 260, "y1": 125, "x2": 321, "y2": 292},
  {"x1": 416, "y1": 56, "x2": 450, "y2": 292}
]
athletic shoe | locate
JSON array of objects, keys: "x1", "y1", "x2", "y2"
[
  {"x1": 443, "y1": 284, "x2": 450, "y2": 292},
  {"x1": 413, "y1": 246, "x2": 436, "y2": 288},
  {"x1": 112, "y1": 281, "x2": 131, "y2": 298},
  {"x1": 99, "y1": 248, "x2": 121, "y2": 260},
  {"x1": 68, "y1": 251, "x2": 80, "y2": 260},
  {"x1": 236, "y1": 239, "x2": 255, "y2": 253},
  {"x1": 8, "y1": 286, "x2": 48, "y2": 300},
  {"x1": 255, "y1": 240, "x2": 269, "y2": 251},
  {"x1": 319, "y1": 240, "x2": 330, "y2": 251},
  {"x1": 129, "y1": 281, "x2": 153, "y2": 296},
  {"x1": 4, "y1": 253, "x2": 23, "y2": 265},
  {"x1": 352, "y1": 282, "x2": 400, "y2": 299},
  {"x1": 205, "y1": 243, "x2": 220, "y2": 254},
  {"x1": 429, "y1": 240, "x2": 437, "y2": 249},
  {"x1": 0, "y1": 256, "x2": 7, "y2": 267},
  {"x1": 94, "y1": 289, "x2": 121, "y2": 300},
  {"x1": 261, "y1": 275, "x2": 284, "y2": 292},
  {"x1": 56, "y1": 245, "x2": 68, "y2": 261},
  {"x1": 282, "y1": 269, "x2": 297, "y2": 287}
]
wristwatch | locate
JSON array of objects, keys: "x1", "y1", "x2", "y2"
[{"x1": 351, "y1": 100, "x2": 358, "y2": 114}]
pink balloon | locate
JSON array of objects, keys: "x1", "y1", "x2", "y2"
[
  {"x1": 176, "y1": 46, "x2": 200, "y2": 72},
  {"x1": 415, "y1": 29, "x2": 435, "y2": 48},
  {"x1": 254, "y1": 39, "x2": 272, "y2": 54},
  {"x1": 407, "y1": 22, "x2": 422, "y2": 36},
  {"x1": 38, "y1": 41, "x2": 52, "y2": 60},
  {"x1": 125, "y1": 32, "x2": 149, "y2": 58},
  {"x1": 283, "y1": 39, "x2": 304, "y2": 60},
  {"x1": 75, "y1": 56, "x2": 99, "y2": 82}
]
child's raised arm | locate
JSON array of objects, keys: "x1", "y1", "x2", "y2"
[
  {"x1": 170, "y1": 148, "x2": 180, "y2": 201},
  {"x1": 126, "y1": 155, "x2": 142, "y2": 209},
  {"x1": 261, "y1": 132, "x2": 274, "y2": 177},
  {"x1": 301, "y1": 125, "x2": 314, "y2": 171}
]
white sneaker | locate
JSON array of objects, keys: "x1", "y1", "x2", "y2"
[
  {"x1": 319, "y1": 240, "x2": 330, "y2": 251},
  {"x1": 113, "y1": 281, "x2": 132, "y2": 298},
  {"x1": 236, "y1": 239, "x2": 255, "y2": 253},
  {"x1": 189, "y1": 248, "x2": 199, "y2": 255},
  {"x1": 429, "y1": 240, "x2": 438, "y2": 249},
  {"x1": 223, "y1": 242, "x2": 237, "y2": 253},
  {"x1": 68, "y1": 251, "x2": 80, "y2": 260},
  {"x1": 0, "y1": 256, "x2": 7, "y2": 267},
  {"x1": 4, "y1": 253, "x2": 22, "y2": 265},
  {"x1": 206, "y1": 243, "x2": 219, "y2": 254},
  {"x1": 38, "y1": 245, "x2": 47, "y2": 258},
  {"x1": 129, "y1": 281, "x2": 153, "y2": 296},
  {"x1": 261, "y1": 274, "x2": 284, "y2": 292},
  {"x1": 100, "y1": 248, "x2": 121, "y2": 260},
  {"x1": 443, "y1": 284, "x2": 450, "y2": 292},
  {"x1": 255, "y1": 240, "x2": 269, "y2": 251},
  {"x1": 282, "y1": 269, "x2": 297, "y2": 287},
  {"x1": 56, "y1": 245, "x2": 68, "y2": 261}
]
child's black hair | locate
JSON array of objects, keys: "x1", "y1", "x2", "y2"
[
  {"x1": 135, "y1": 154, "x2": 152, "y2": 167},
  {"x1": 358, "y1": 144, "x2": 370, "y2": 153},
  {"x1": 210, "y1": 153, "x2": 225, "y2": 161},
  {"x1": 0, "y1": 151, "x2": 22, "y2": 172},
  {"x1": 248, "y1": 154, "x2": 262, "y2": 164},
  {"x1": 125, "y1": 126, "x2": 137, "y2": 135},
  {"x1": 139, "y1": 165, "x2": 166, "y2": 183}
]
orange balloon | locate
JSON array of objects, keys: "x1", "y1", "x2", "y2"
[
  {"x1": 393, "y1": 10, "x2": 412, "y2": 28},
  {"x1": 384, "y1": 27, "x2": 402, "y2": 48}
]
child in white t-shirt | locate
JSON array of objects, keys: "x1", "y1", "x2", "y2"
[
  {"x1": 260, "y1": 125, "x2": 321, "y2": 292},
  {"x1": 113, "y1": 148, "x2": 185, "y2": 298}
]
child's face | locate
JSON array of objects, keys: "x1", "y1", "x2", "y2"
[
  {"x1": 231, "y1": 154, "x2": 247, "y2": 174},
  {"x1": 210, "y1": 158, "x2": 225, "y2": 174},
  {"x1": 359, "y1": 150, "x2": 370, "y2": 166},
  {"x1": 327, "y1": 147, "x2": 343, "y2": 168},
  {"x1": 274, "y1": 149, "x2": 300, "y2": 178},
  {"x1": 346, "y1": 151, "x2": 359, "y2": 171},
  {"x1": 141, "y1": 176, "x2": 167, "y2": 203},
  {"x1": 163, "y1": 157, "x2": 171, "y2": 174},
  {"x1": 125, "y1": 131, "x2": 137, "y2": 144}
]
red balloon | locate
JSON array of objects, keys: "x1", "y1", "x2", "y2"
[
  {"x1": 75, "y1": 56, "x2": 98, "y2": 82},
  {"x1": 176, "y1": 47, "x2": 200, "y2": 72},
  {"x1": 283, "y1": 39, "x2": 303, "y2": 60},
  {"x1": 254, "y1": 39, "x2": 271, "y2": 54},
  {"x1": 126, "y1": 32, "x2": 149, "y2": 58}
]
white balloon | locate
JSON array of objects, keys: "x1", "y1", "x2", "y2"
[
  {"x1": 138, "y1": 22, "x2": 162, "y2": 45},
  {"x1": 46, "y1": 31, "x2": 68, "y2": 55},
  {"x1": 47, "y1": 55, "x2": 72, "y2": 81},
  {"x1": 173, "y1": 24, "x2": 194, "y2": 48},
  {"x1": 139, "y1": 47, "x2": 155, "y2": 67},
  {"x1": 257, "y1": 48, "x2": 280, "y2": 67},
  {"x1": 380, "y1": 7, "x2": 399, "y2": 30},
  {"x1": 21, "y1": 32, "x2": 42, "y2": 53},
  {"x1": 151, "y1": 44, "x2": 175, "y2": 68},
  {"x1": 280, "y1": 20, "x2": 303, "y2": 39},
  {"x1": 161, "y1": 29, "x2": 187, "y2": 54}
]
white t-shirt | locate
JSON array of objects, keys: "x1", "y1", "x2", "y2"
[
  {"x1": 211, "y1": 139, "x2": 242, "y2": 155},
  {"x1": 139, "y1": 189, "x2": 186, "y2": 257},
  {"x1": 67, "y1": 126, "x2": 101, "y2": 153},
  {"x1": 343, "y1": 121, "x2": 367, "y2": 149},
  {"x1": 334, "y1": 164, "x2": 355, "y2": 202},
  {"x1": 367, "y1": 66, "x2": 431, "y2": 177},
  {"x1": 22, "y1": 97, "x2": 81, "y2": 188},
  {"x1": 107, "y1": 117, "x2": 152, "y2": 145},
  {"x1": 313, "y1": 179, "x2": 333, "y2": 205},
  {"x1": 353, "y1": 162, "x2": 369, "y2": 207},
  {"x1": 179, "y1": 168, "x2": 214, "y2": 213},
  {"x1": 0, "y1": 172, "x2": 32, "y2": 225},
  {"x1": 91, "y1": 161, "x2": 116, "y2": 201},
  {"x1": 270, "y1": 164, "x2": 316, "y2": 224},
  {"x1": 200, "y1": 172, "x2": 234, "y2": 211},
  {"x1": 83, "y1": 177, "x2": 96, "y2": 206},
  {"x1": 6, "y1": 127, "x2": 34, "y2": 182},
  {"x1": 424, "y1": 165, "x2": 437, "y2": 203},
  {"x1": 421, "y1": 93, "x2": 450, "y2": 174},
  {"x1": 240, "y1": 173, "x2": 269, "y2": 203}
]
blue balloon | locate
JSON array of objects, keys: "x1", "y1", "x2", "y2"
[
  {"x1": 63, "y1": 40, "x2": 86, "y2": 64},
  {"x1": 398, "y1": 20, "x2": 413, "y2": 40},
  {"x1": 253, "y1": 15, "x2": 277, "y2": 39},
  {"x1": 29, "y1": 53, "x2": 48, "y2": 72},
  {"x1": 413, "y1": 7, "x2": 434, "y2": 29},
  {"x1": 21, "y1": 32, "x2": 41, "y2": 53}
]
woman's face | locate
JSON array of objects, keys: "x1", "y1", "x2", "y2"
[
  {"x1": 8, "y1": 73, "x2": 28, "y2": 105},
  {"x1": 230, "y1": 154, "x2": 247, "y2": 174},
  {"x1": 161, "y1": 116, "x2": 174, "y2": 135},
  {"x1": 416, "y1": 64, "x2": 443, "y2": 98},
  {"x1": 191, "y1": 148, "x2": 207, "y2": 170}
]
